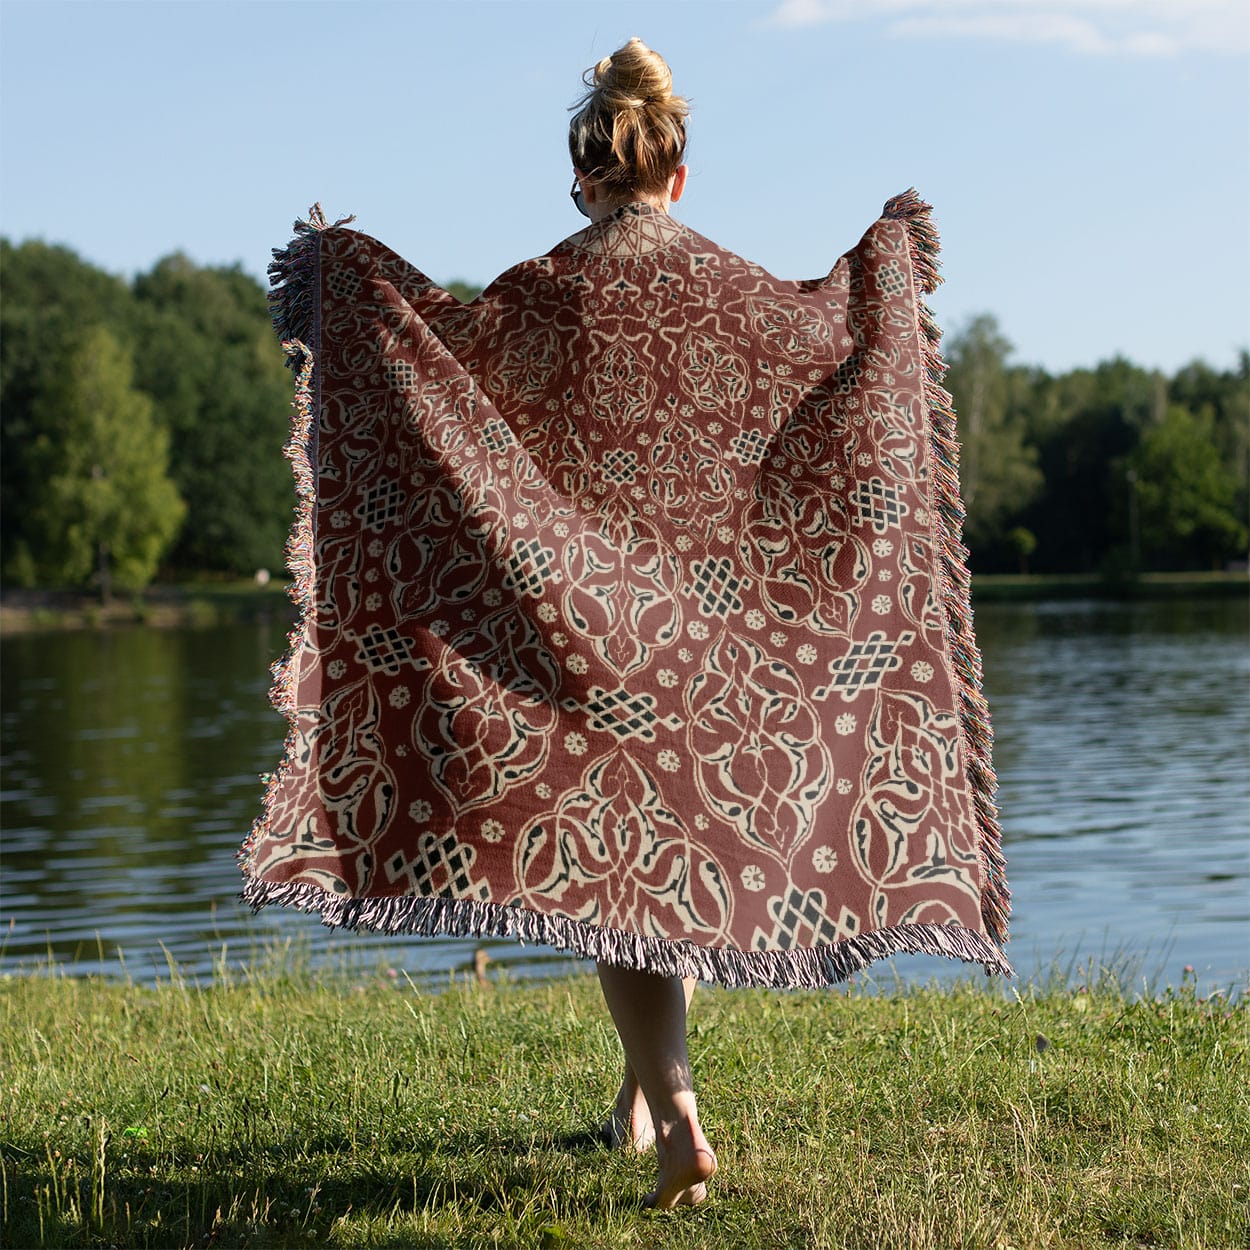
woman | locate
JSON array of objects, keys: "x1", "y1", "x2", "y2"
[
  {"x1": 569, "y1": 39, "x2": 715, "y2": 1209},
  {"x1": 242, "y1": 38, "x2": 1011, "y2": 1211}
]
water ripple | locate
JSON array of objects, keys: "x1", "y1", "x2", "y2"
[{"x1": 2, "y1": 599, "x2": 1246, "y2": 992}]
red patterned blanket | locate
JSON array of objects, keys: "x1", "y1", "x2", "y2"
[{"x1": 239, "y1": 193, "x2": 1011, "y2": 987}]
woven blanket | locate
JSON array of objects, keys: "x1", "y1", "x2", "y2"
[{"x1": 239, "y1": 192, "x2": 1011, "y2": 987}]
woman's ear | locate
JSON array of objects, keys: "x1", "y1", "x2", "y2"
[{"x1": 669, "y1": 165, "x2": 689, "y2": 203}]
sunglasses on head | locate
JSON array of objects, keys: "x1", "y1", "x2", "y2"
[{"x1": 570, "y1": 177, "x2": 589, "y2": 218}]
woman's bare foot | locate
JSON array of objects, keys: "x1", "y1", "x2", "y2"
[
  {"x1": 644, "y1": 1116, "x2": 717, "y2": 1210},
  {"x1": 594, "y1": 967, "x2": 711, "y2": 1207},
  {"x1": 602, "y1": 1074, "x2": 655, "y2": 1151}
]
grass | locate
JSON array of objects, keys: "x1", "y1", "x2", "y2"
[{"x1": 1, "y1": 958, "x2": 1246, "y2": 1250}]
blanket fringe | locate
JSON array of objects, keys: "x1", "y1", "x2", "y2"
[
  {"x1": 241, "y1": 874, "x2": 1014, "y2": 988},
  {"x1": 267, "y1": 204, "x2": 354, "y2": 358},
  {"x1": 883, "y1": 189, "x2": 1011, "y2": 949},
  {"x1": 240, "y1": 207, "x2": 349, "y2": 870}
]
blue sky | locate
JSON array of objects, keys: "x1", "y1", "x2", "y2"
[{"x1": 2, "y1": 0, "x2": 1247, "y2": 375}]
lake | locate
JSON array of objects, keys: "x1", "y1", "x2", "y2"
[{"x1": 2, "y1": 596, "x2": 1247, "y2": 994}]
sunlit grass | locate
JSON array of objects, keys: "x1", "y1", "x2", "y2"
[{"x1": 2, "y1": 956, "x2": 1246, "y2": 1249}]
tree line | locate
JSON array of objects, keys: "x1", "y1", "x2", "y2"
[
  {"x1": 1, "y1": 238, "x2": 1245, "y2": 595},
  {"x1": 2, "y1": 240, "x2": 293, "y2": 595},
  {"x1": 945, "y1": 315, "x2": 1247, "y2": 575}
]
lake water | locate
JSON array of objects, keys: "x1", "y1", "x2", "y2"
[{"x1": 2, "y1": 597, "x2": 1247, "y2": 994}]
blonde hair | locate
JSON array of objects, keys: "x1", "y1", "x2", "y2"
[{"x1": 568, "y1": 38, "x2": 688, "y2": 198}]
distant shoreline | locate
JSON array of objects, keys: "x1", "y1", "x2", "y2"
[
  {"x1": 968, "y1": 569, "x2": 1248, "y2": 601},
  {"x1": 0, "y1": 581, "x2": 293, "y2": 635},
  {"x1": 0, "y1": 570, "x2": 1245, "y2": 635}
]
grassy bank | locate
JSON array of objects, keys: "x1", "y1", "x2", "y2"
[
  {"x1": 1, "y1": 571, "x2": 1245, "y2": 634},
  {"x1": 969, "y1": 570, "x2": 1248, "y2": 602},
  {"x1": 2, "y1": 964, "x2": 1245, "y2": 1249},
  {"x1": 0, "y1": 581, "x2": 293, "y2": 634}
]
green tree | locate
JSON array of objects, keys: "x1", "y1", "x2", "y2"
[
  {"x1": 1129, "y1": 405, "x2": 1246, "y2": 570},
  {"x1": 1022, "y1": 358, "x2": 1164, "y2": 573},
  {"x1": 1006, "y1": 526, "x2": 1037, "y2": 574},
  {"x1": 1, "y1": 239, "x2": 139, "y2": 581},
  {"x1": 27, "y1": 327, "x2": 185, "y2": 597},
  {"x1": 943, "y1": 315, "x2": 1042, "y2": 561},
  {"x1": 445, "y1": 280, "x2": 482, "y2": 304},
  {"x1": 132, "y1": 256, "x2": 293, "y2": 574},
  {"x1": 1169, "y1": 353, "x2": 1250, "y2": 534}
]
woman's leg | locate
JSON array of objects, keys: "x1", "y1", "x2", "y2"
[
  {"x1": 603, "y1": 977, "x2": 696, "y2": 1151},
  {"x1": 596, "y1": 964, "x2": 717, "y2": 1208}
]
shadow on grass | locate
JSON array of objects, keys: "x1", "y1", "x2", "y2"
[{"x1": 4, "y1": 1125, "x2": 638, "y2": 1249}]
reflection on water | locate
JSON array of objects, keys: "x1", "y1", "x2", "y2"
[
  {"x1": 2, "y1": 598, "x2": 1246, "y2": 991},
  {"x1": 966, "y1": 596, "x2": 1249, "y2": 992}
]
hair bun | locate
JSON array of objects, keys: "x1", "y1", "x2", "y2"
[
  {"x1": 569, "y1": 38, "x2": 689, "y2": 197},
  {"x1": 594, "y1": 36, "x2": 673, "y2": 109}
]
